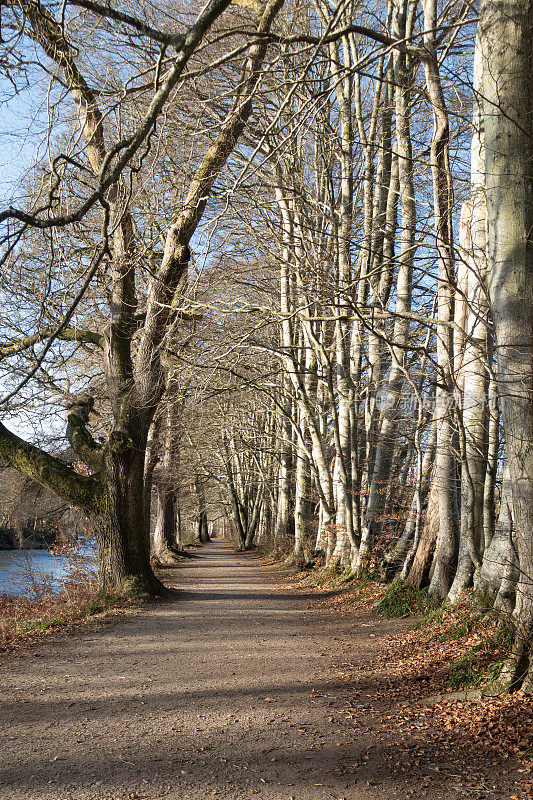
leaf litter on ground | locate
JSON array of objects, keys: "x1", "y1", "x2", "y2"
[{"x1": 286, "y1": 564, "x2": 533, "y2": 800}]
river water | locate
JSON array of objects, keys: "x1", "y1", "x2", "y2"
[{"x1": 0, "y1": 545, "x2": 97, "y2": 598}]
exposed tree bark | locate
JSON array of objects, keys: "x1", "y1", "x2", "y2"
[
  {"x1": 422, "y1": 0, "x2": 459, "y2": 599},
  {"x1": 449, "y1": 35, "x2": 492, "y2": 602},
  {"x1": 408, "y1": 474, "x2": 439, "y2": 588},
  {"x1": 478, "y1": 461, "x2": 518, "y2": 612},
  {"x1": 480, "y1": 0, "x2": 533, "y2": 691}
]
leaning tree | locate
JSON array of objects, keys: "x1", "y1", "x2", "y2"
[{"x1": 0, "y1": 0, "x2": 283, "y2": 592}]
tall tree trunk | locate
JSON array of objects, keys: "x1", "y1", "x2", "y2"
[
  {"x1": 483, "y1": 374, "x2": 499, "y2": 549},
  {"x1": 478, "y1": 461, "x2": 518, "y2": 612},
  {"x1": 481, "y1": 0, "x2": 533, "y2": 691},
  {"x1": 449, "y1": 36, "x2": 491, "y2": 602},
  {"x1": 195, "y1": 474, "x2": 210, "y2": 544},
  {"x1": 152, "y1": 397, "x2": 182, "y2": 559},
  {"x1": 274, "y1": 400, "x2": 292, "y2": 545},
  {"x1": 153, "y1": 486, "x2": 179, "y2": 557},
  {"x1": 408, "y1": 474, "x2": 440, "y2": 588},
  {"x1": 422, "y1": 0, "x2": 459, "y2": 598},
  {"x1": 356, "y1": 0, "x2": 415, "y2": 571},
  {"x1": 293, "y1": 432, "x2": 312, "y2": 564},
  {"x1": 382, "y1": 419, "x2": 436, "y2": 580},
  {"x1": 96, "y1": 442, "x2": 165, "y2": 594}
]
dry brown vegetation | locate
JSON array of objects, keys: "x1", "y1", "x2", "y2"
[
  {"x1": 0, "y1": 544, "x2": 141, "y2": 653},
  {"x1": 288, "y1": 563, "x2": 533, "y2": 789}
]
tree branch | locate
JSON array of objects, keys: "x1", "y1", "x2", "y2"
[
  {"x1": 65, "y1": 393, "x2": 104, "y2": 470},
  {"x1": 0, "y1": 421, "x2": 101, "y2": 510},
  {"x1": 0, "y1": 0, "x2": 235, "y2": 230},
  {"x1": 0, "y1": 327, "x2": 105, "y2": 359},
  {"x1": 135, "y1": 0, "x2": 284, "y2": 408},
  {"x1": 68, "y1": 0, "x2": 185, "y2": 48}
]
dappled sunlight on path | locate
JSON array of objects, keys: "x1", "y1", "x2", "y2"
[{"x1": 0, "y1": 541, "x2": 525, "y2": 800}]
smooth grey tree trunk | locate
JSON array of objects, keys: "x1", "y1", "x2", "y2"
[
  {"x1": 423, "y1": 0, "x2": 459, "y2": 599},
  {"x1": 481, "y1": 0, "x2": 533, "y2": 690},
  {"x1": 478, "y1": 462, "x2": 518, "y2": 612},
  {"x1": 356, "y1": 0, "x2": 415, "y2": 571}
]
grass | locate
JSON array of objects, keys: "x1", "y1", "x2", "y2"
[
  {"x1": 288, "y1": 559, "x2": 383, "y2": 611},
  {"x1": 304, "y1": 563, "x2": 357, "y2": 588},
  {"x1": 374, "y1": 578, "x2": 440, "y2": 617},
  {"x1": 446, "y1": 648, "x2": 485, "y2": 689},
  {"x1": 300, "y1": 567, "x2": 441, "y2": 620},
  {"x1": 407, "y1": 592, "x2": 517, "y2": 692},
  {"x1": 443, "y1": 614, "x2": 516, "y2": 689},
  {"x1": 445, "y1": 631, "x2": 513, "y2": 690}
]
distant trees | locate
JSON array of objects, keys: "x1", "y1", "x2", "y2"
[
  {"x1": 177, "y1": 0, "x2": 533, "y2": 691},
  {"x1": 0, "y1": 467, "x2": 88, "y2": 549}
]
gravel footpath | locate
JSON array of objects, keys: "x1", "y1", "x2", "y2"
[{"x1": 0, "y1": 540, "x2": 524, "y2": 800}]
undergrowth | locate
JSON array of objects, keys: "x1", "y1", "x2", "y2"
[
  {"x1": 285, "y1": 554, "x2": 531, "y2": 773},
  {"x1": 304, "y1": 563, "x2": 362, "y2": 589},
  {"x1": 442, "y1": 614, "x2": 515, "y2": 689},
  {"x1": 0, "y1": 588, "x2": 138, "y2": 650},
  {"x1": 375, "y1": 579, "x2": 440, "y2": 617}
]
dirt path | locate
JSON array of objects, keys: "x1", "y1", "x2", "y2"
[{"x1": 0, "y1": 541, "x2": 525, "y2": 800}]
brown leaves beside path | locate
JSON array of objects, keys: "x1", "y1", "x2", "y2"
[{"x1": 287, "y1": 566, "x2": 533, "y2": 800}]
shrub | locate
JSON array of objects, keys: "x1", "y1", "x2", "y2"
[{"x1": 375, "y1": 579, "x2": 439, "y2": 617}]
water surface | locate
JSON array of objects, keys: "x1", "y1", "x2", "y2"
[{"x1": 0, "y1": 546, "x2": 97, "y2": 597}]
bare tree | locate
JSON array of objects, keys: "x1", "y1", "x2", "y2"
[{"x1": 0, "y1": 0, "x2": 284, "y2": 592}]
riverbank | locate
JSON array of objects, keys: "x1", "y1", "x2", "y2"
[
  {"x1": 0, "y1": 531, "x2": 53, "y2": 550},
  {"x1": 0, "y1": 538, "x2": 139, "y2": 652},
  {"x1": 0, "y1": 543, "x2": 191, "y2": 652},
  {"x1": 0, "y1": 577, "x2": 142, "y2": 653},
  {"x1": 0, "y1": 544, "x2": 98, "y2": 597}
]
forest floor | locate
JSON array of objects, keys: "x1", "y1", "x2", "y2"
[{"x1": 0, "y1": 539, "x2": 531, "y2": 800}]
